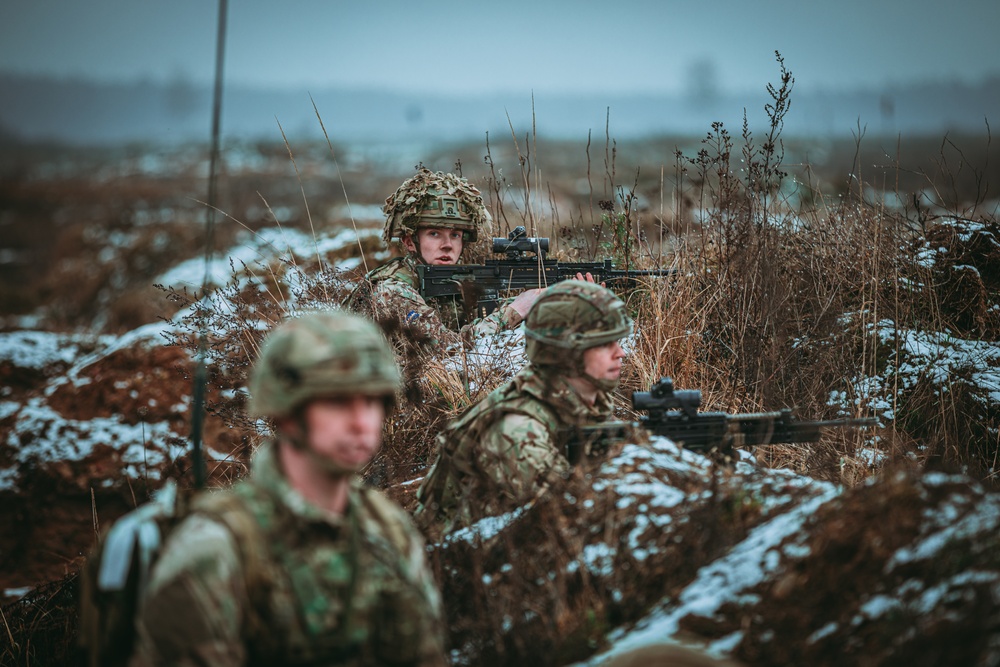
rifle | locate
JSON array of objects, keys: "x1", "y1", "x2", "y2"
[
  {"x1": 417, "y1": 226, "x2": 675, "y2": 315},
  {"x1": 563, "y1": 377, "x2": 878, "y2": 464}
]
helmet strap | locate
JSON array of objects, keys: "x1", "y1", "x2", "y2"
[
  {"x1": 401, "y1": 234, "x2": 421, "y2": 260},
  {"x1": 569, "y1": 350, "x2": 620, "y2": 394},
  {"x1": 276, "y1": 411, "x2": 311, "y2": 452},
  {"x1": 583, "y1": 372, "x2": 621, "y2": 393}
]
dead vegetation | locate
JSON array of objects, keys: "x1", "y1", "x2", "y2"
[{"x1": 3, "y1": 54, "x2": 1000, "y2": 665}]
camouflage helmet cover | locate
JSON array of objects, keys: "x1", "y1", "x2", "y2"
[
  {"x1": 248, "y1": 310, "x2": 400, "y2": 419},
  {"x1": 524, "y1": 280, "x2": 633, "y2": 368},
  {"x1": 382, "y1": 167, "x2": 492, "y2": 243}
]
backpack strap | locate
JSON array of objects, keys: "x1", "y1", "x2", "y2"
[{"x1": 79, "y1": 481, "x2": 189, "y2": 667}]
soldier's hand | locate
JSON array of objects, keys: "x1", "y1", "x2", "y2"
[
  {"x1": 508, "y1": 288, "x2": 543, "y2": 319},
  {"x1": 575, "y1": 272, "x2": 607, "y2": 288}
]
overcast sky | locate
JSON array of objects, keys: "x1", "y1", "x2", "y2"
[{"x1": 2, "y1": 0, "x2": 999, "y2": 96}]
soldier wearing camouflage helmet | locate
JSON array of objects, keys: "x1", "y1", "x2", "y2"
[
  {"x1": 347, "y1": 167, "x2": 541, "y2": 347},
  {"x1": 131, "y1": 311, "x2": 448, "y2": 666},
  {"x1": 414, "y1": 281, "x2": 632, "y2": 533}
]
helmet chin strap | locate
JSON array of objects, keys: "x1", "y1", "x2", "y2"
[
  {"x1": 568, "y1": 354, "x2": 620, "y2": 394},
  {"x1": 584, "y1": 373, "x2": 621, "y2": 393},
  {"x1": 404, "y1": 238, "x2": 431, "y2": 266}
]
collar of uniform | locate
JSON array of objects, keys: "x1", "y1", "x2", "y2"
[
  {"x1": 384, "y1": 253, "x2": 421, "y2": 288},
  {"x1": 366, "y1": 254, "x2": 418, "y2": 288},
  {"x1": 399, "y1": 253, "x2": 424, "y2": 287},
  {"x1": 514, "y1": 365, "x2": 614, "y2": 423},
  {"x1": 249, "y1": 441, "x2": 359, "y2": 528}
]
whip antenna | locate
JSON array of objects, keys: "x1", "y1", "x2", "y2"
[{"x1": 190, "y1": 0, "x2": 229, "y2": 489}]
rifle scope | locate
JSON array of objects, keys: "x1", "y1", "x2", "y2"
[
  {"x1": 632, "y1": 377, "x2": 702, "y2": 414},
  {"x1": 492, "y1": 225, "x2": 549, "y2": 258}
]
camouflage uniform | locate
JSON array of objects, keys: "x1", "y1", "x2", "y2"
[
  {"x1": 131, "y1": 444, "x2": 447, "y2": 667},
  {"x1": 414, "y1": 364, "x2": 613, "y2": 533},
  {"x1": 131, "y1": 311, "x2": 448, "y2": 666},
  {"x1": 347, "y1": 168, "x2": 521, "y2": 347},
  {"x1": 355, "y1": 253, "x2": 518, "y2": 347},
  {"x1": 415, "y1": 281, "x2": 632, "y2": 533}
]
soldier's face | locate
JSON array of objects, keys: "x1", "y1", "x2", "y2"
[
  {"x1": 301, "y1": 395, "x2": 385, "y2": 472},
  {"x1": 582, "y1": 340, "x2": 626, "y2": 383},
  {"x1": 403, "y1": 227, "x2": 463, "y2": 265}
]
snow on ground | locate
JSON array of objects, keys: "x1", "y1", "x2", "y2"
[
  {"x1": 329, "y1": 202, "x2": 386, "y2": 222},
  {"x1": 5, "y1": 300, "x2": 1000, "y2": 663},
  {"x1": 566, "y1": 436, "x2": 840, "y2": 663},
  {"x1": 7, "y1": 398, "x2": 185, "y2": 490},
  {"x1": 914, "y1": 218, "x2": 1000, "y2": 270},
  {"x1": 580, "y1": 480, "x2": 840, "y2": 664},
  {"x1": 446, "y1": 326, "x2": 528, "y2": 395},
  {"x1": 0, "y1": 330, "x2": 116, "y2": 371},
  {"x1": 1, "y1": 322, "x2": 190, "y2": 492},
  {"x1": 4, "y1": 206, "x2": 1000, "y2": 662},
  {"x1": 887, "y1": 472, "x2": 1000, "y2": 568},
  {"x1": 440, "y1": 430, "x2": 849, "y2": 665},
  {"x1": 830, "y1": 318, "x2": 1000, "y2": 424},
  {"x1": 0, "y1": 264, "x2": 526, "y2": 495},
  {"x1": 156, "y1": 224, "x2": 381, "y2": 289}
]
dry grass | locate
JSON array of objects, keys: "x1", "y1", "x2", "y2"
[
  {"x1": 146, "y1": 73, "x2": 1000, "y2": 667},
  {"x1": 5, "y1": 53, "x2": 1000, "y2": 667},
  {"x1": 149, "y1": 54, "x2": 1000, "y2": 492}
]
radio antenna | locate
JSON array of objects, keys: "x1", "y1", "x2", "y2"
[{"x1": 190, "y1": 0, "x2": 229, "y2": 489}]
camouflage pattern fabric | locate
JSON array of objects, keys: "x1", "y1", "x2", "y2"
[
  {"x1": 415, "y1": 364, "x2": 614, "y2": 533},
  {"x1": 381, "y1": 167, "x2": 491, "y2": 243},
  {"x1": 130, "y1": 444, "x2": 447, "y2": 667},
  {"x1": 347, "y1": 253, "x2": 517, "y2": 348},
  {"x1": 524, "y1": 279, "x2": 632, "y2": 384},
  {"x1": 248, "y1": 310, "x2": 399, "y2": 420}
]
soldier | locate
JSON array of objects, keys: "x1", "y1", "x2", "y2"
[
  {"x1": 414, "y1": 280, "x2": 632, "y2": 533},
  {"x1": 131, "y1": 311, "x2": 448, "y2": 666},
  {"x1": 347, "y1": 167, "x2": 540, "y2": 346}
]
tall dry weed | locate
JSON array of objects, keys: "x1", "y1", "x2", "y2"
[{"x1": 161, "y1": 52, "x2": 1000, "y2": 491}]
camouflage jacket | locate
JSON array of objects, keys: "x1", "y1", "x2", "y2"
[
  {"x1": 414, "y1": 365, "x2": 614, "y2": 533},
  {"x1": 130, "y1": 444, "x2": 447, "y2": 667},
  {"x1": 346, "y1": 254, "x2": 519, "y2": 348}
]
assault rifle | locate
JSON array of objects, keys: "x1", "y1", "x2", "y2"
[
  {"x1": 563, "y1": 377, "x2": 878, "y2": 464},
  {"x1": 416, "y1": 226, "x2": 675, "y2": 315}
]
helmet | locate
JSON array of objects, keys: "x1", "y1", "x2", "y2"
[
  {"x1": 382, "y1": 167, "x2": 492, "y2": 243},
  {"x1": 248, "y1": 310, "x2": 400, "y2": 419},
  {"x1": 524, "y1": 280, "x2": 633, "y2": 369}
]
